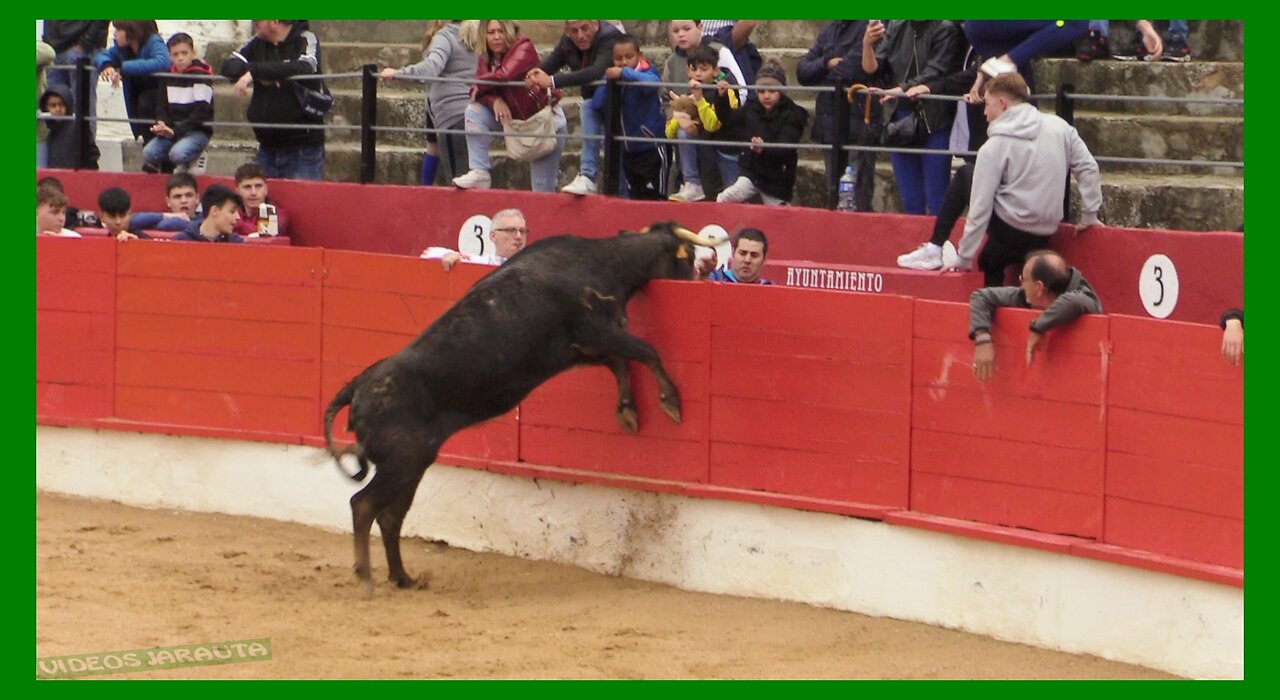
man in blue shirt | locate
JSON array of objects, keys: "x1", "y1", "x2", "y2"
[{"x1": 708, "y1": 227, "x2": 773, "y2": 284}]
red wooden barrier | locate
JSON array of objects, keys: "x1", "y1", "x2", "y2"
[
  {"x1": 32, "y1": 239, "x2": 1243, "y2": 585},
  {"x1": 1097, "y1": 315, "x2": 1243, "y2": 569},
  {"x1": 113, "y1": 243, "x2": 323, "y2": 437},
  {"x1": 40, "y1": 169, "x2": 1241, "y2": 325},
  {"x1": 908, "y1": 300, "x2": 1110, "y2": 539},
  {"x1": 36, "y1": 237, "x2": 116, "y2": 420},
  {"x1": 708, "y1": 286, "x2": 912, "y2": 513}
]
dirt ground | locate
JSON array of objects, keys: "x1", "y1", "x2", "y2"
[{"x1": 35, "y1": 492, "x2": 1177, "y2": 679}]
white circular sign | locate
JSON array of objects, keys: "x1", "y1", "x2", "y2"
[
  {"x1": 699, "y1": 224, "x2": 732, "y2": 272},
  {"x1": 1139, "y1": 254, "x2": 1179, "y2": 319},
  {"x1": 458, "y1": 215, "x2": 492, "y2": 257}
]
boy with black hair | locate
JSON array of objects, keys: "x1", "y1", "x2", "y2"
[
  {"x1": 98, "y1": 187, "x2": 150, "y2": 241},
  {"x1": 666, "y1": 45, "x2": 742, "y2": 202},
  {"x1": 589, "y1": 36, "x2": 667, "y2": 200},
  {"x1": 38, "y1": 83, "x2": 79, "y2": 169},
  {"x1": 173, "y1": 185, "x2": 245, "y2": 243},
  {"x1": 143, "y1": 33, "x2": 214, "y2": 174}
]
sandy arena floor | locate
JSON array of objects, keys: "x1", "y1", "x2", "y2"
[{"x1": 35, "y1": 492, "x2": 1177, "y2": 679}]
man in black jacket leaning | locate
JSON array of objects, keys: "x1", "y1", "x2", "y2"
[
  {"x1": 221, "y1": 20, "x2": 326, "y2": 180},
  {"x1": 525, "y1": 20, "x2": 624, "y2": 196}
]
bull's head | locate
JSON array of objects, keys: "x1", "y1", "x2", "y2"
[{"x1": 639, "y1": 221, "x2": 718, "y2": 280}]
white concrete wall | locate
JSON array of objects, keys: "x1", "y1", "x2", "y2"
[{"x1": 36, "y1": 425, "x2": 1243, "y2": 679}]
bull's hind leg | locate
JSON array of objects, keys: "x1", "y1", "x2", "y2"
[
  {"x1": 349, "y1": 481, "x2": 381, "y2": 599},
  {"x1": 375, "y1": 468, "x2": 430, "y2": 589}
]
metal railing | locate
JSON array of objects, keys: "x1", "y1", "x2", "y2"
[{"x1": 46, "y1": 59, "x2": 1245, "y2": 210}]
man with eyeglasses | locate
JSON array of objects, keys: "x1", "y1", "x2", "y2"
[
  {"x1": 421, "y1": 208, "x2": 528, "y2": 271},
  {"x1": 968, "y1": 250, "x2": 1101, "y2": 382}
]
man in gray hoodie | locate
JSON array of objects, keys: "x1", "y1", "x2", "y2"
[
  {"x1": 948, "y1": 72, "x2": 1102, "y2": 286},
  {"x1": 968, "y1": 250, "x2": 1102, "y2": 382}
]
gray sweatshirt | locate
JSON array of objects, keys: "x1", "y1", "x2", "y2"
[
  {"x1": 396, "y1": 23, "x2": 476, "y2": 129},
  {"x1": 968, "y1": 267, "x2": 1102, "y2": 339},
  {"x1": 958, "y1": 102, "x2": 1102, "y2": 263}
]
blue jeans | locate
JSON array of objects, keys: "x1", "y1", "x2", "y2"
[
  {"x1": 889, "y1": 124, "x2": 953, "y2": 215},
  {"x1": 578, "y1": 98, "x2": 604, "y2": 180},
  {"x1": 256, "y1": 143, "x2": 325, "y2": 181},
  {"x1": 464, "y1": 101, "x2": 567, "y2": 193},
  {"x1": 1090, "y1": 20, "x2": 1188, "y2": 39},
  {"x1": 143, "y1": 131, "x2": 210, "y2": 169},
  {"x1": 675, "y1": 129, "x2": 740, "y2": 188},
  {"x1": 964, "y1": 20, "x2": 1089, "y2": 70}
]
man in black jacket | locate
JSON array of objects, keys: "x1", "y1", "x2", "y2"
[
  {"x1": 796, "y1": 21, "x2": 875, "y2": 211},
  {"x1": 41, "y1": 20, "x2": 108, "y2": 169},
  {"x1": 525, "y1": 20, "x2": 624, "y2": 196},
  {"x1": 221, "y1": 20, "x2": 326, "y2": 180}
]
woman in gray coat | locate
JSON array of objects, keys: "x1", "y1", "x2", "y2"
[{"x1": 380, "y1": 21, "x2": 477, "y2": 183}]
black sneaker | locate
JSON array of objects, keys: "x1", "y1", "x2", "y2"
[
  {"x1": 1075, "y1": 30, "x2": 1110, "y2": 61},
  {"x1": 1162, "y1": 34, "x2": 1192, "y2": 62},
  {"x1": 1112, "y1": 34, "x2": 1149, "y2": 62}
]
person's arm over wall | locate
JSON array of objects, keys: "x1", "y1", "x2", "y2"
[
  {"x1": 1030, "y1": 288, "x2": 1102, "y2": 334},
  {"x1": 1066, "y1": 126, "x2": 1102, "y2": 227},
  {"x1": 968, "y1": 286, "x2": 1025, "y2": 339}
]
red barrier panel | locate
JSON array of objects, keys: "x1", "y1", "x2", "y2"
[
  {"x1": 707, "y1": 286, "x2": 912, "y2": 511},
  {"x1": 36, "y1": 237, "x2": 116, "y2": 420},
  {"x1": 909, "y1": 300, "x2": 1109, "y2": 538},
  {"x1": 1099, "y1": 315, "x2": 1243, "y2": 569},
  {"x1": 40, "y1": 169, "x2": 1241, "y2": 326},
  {"x1": 520, "y1": 280, "x2": 712, "y2": 482},
  {"x1": 113, "y1": 244, "x2": 323, "y2": 436}
]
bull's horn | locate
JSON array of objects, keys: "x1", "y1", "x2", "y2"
[{"x1": 674, "y1": 226, "x2": 717, "y2": 247}]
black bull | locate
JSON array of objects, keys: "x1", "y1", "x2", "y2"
[{"x1": 323, "y1": 222, "x2": 717, "y2": 595}]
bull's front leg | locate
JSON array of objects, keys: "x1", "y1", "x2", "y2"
[
  {"x1": 606, "y1": 356, "x2": 639, "y2": 433},
  {"x1": 584, "y1": 327, "x2": 683, "y2": 425}
]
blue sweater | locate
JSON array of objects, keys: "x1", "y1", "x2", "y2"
[
  {"x1": 92, "y1": 33, "x2": 170, "y2": 137},
  {"x1": 588, "y1": 60, "x2": 664, "y2": 154}
]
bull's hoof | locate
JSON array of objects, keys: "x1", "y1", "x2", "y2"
[
  {"x1": 660, "y1": 399, "x2": 683, "y2": 424},
  {"x1": 392, "y1": 572, "x2": 429, "y2": 590},
  {"x1": 616, "y1": 406, "x2": 639, "y2": 434},
  {"x1": 360, "y1": 579, "x2": 375, "y2": 600}
]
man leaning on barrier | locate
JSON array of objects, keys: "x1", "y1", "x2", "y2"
[
  {"x1": 968, "y1": 250, "x2": 1101, "y2": 382},
  {"x1": 220, "y1": 20, "x2": 326, "y2": 181}
]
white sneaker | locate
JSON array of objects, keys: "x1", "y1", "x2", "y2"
[
  {"x1": 941, "y1": 241, "x2": 960, "y2": 269},
  {"x1": 561, "y1": 174, "x2": 597, "y2": 195},
  {"x1": 716, "y1": 176, "x2": 758, "y2": 203},
  {"x1": 980, "y1": 56, "x2": 1018, "y2": 78},
  {"x1": 897, "y1": 242, "x2": 944, "y2": 270},
  {"x1": 669, "y1": 181, "x2": 705, "y2": 203},
  {"x1": 188, "y1": 152, "x2": 208, "y2": 175},
  {"x1": 452, "y1": 169, "x2": 492, "y2": 190}
]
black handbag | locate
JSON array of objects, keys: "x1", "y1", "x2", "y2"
[
  {"x1": 292, "y1": 80, "x2": 333, "y2": 122},
  {"x1": 881, "y1": 108, "x2": 927, "y2": 147}
]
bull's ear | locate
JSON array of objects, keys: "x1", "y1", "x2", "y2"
[{"x1": 675, "y1": 243, "x2": 690, "y2": 260}]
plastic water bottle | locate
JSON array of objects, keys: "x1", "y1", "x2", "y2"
[{"x1": 837, "y1": 166, "x2": 857, "y2": 212}]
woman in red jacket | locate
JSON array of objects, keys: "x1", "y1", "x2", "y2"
[{"x1": 452, "y1": 20, "x2": 567, "y2": 192}]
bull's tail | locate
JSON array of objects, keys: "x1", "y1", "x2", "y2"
[{"x1": 323, "y1": 375, "x2": 371, "y2": 482}]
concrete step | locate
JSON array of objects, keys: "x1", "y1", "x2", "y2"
[
  {"x1": 1067, "y1": 110, "x2": 1242, "y2": 172},
  {"x1": 1032, "y1": 58, "x2": 1243, "y2": 116}
]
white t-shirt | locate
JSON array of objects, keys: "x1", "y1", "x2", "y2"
[{"x1": 420, "y1": 246, "x2": 505, "y2": 267}]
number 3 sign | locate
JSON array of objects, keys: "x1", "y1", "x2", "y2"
[{"x1": 1139, "y1": 254, "x2": 1179, "y2": 319}]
